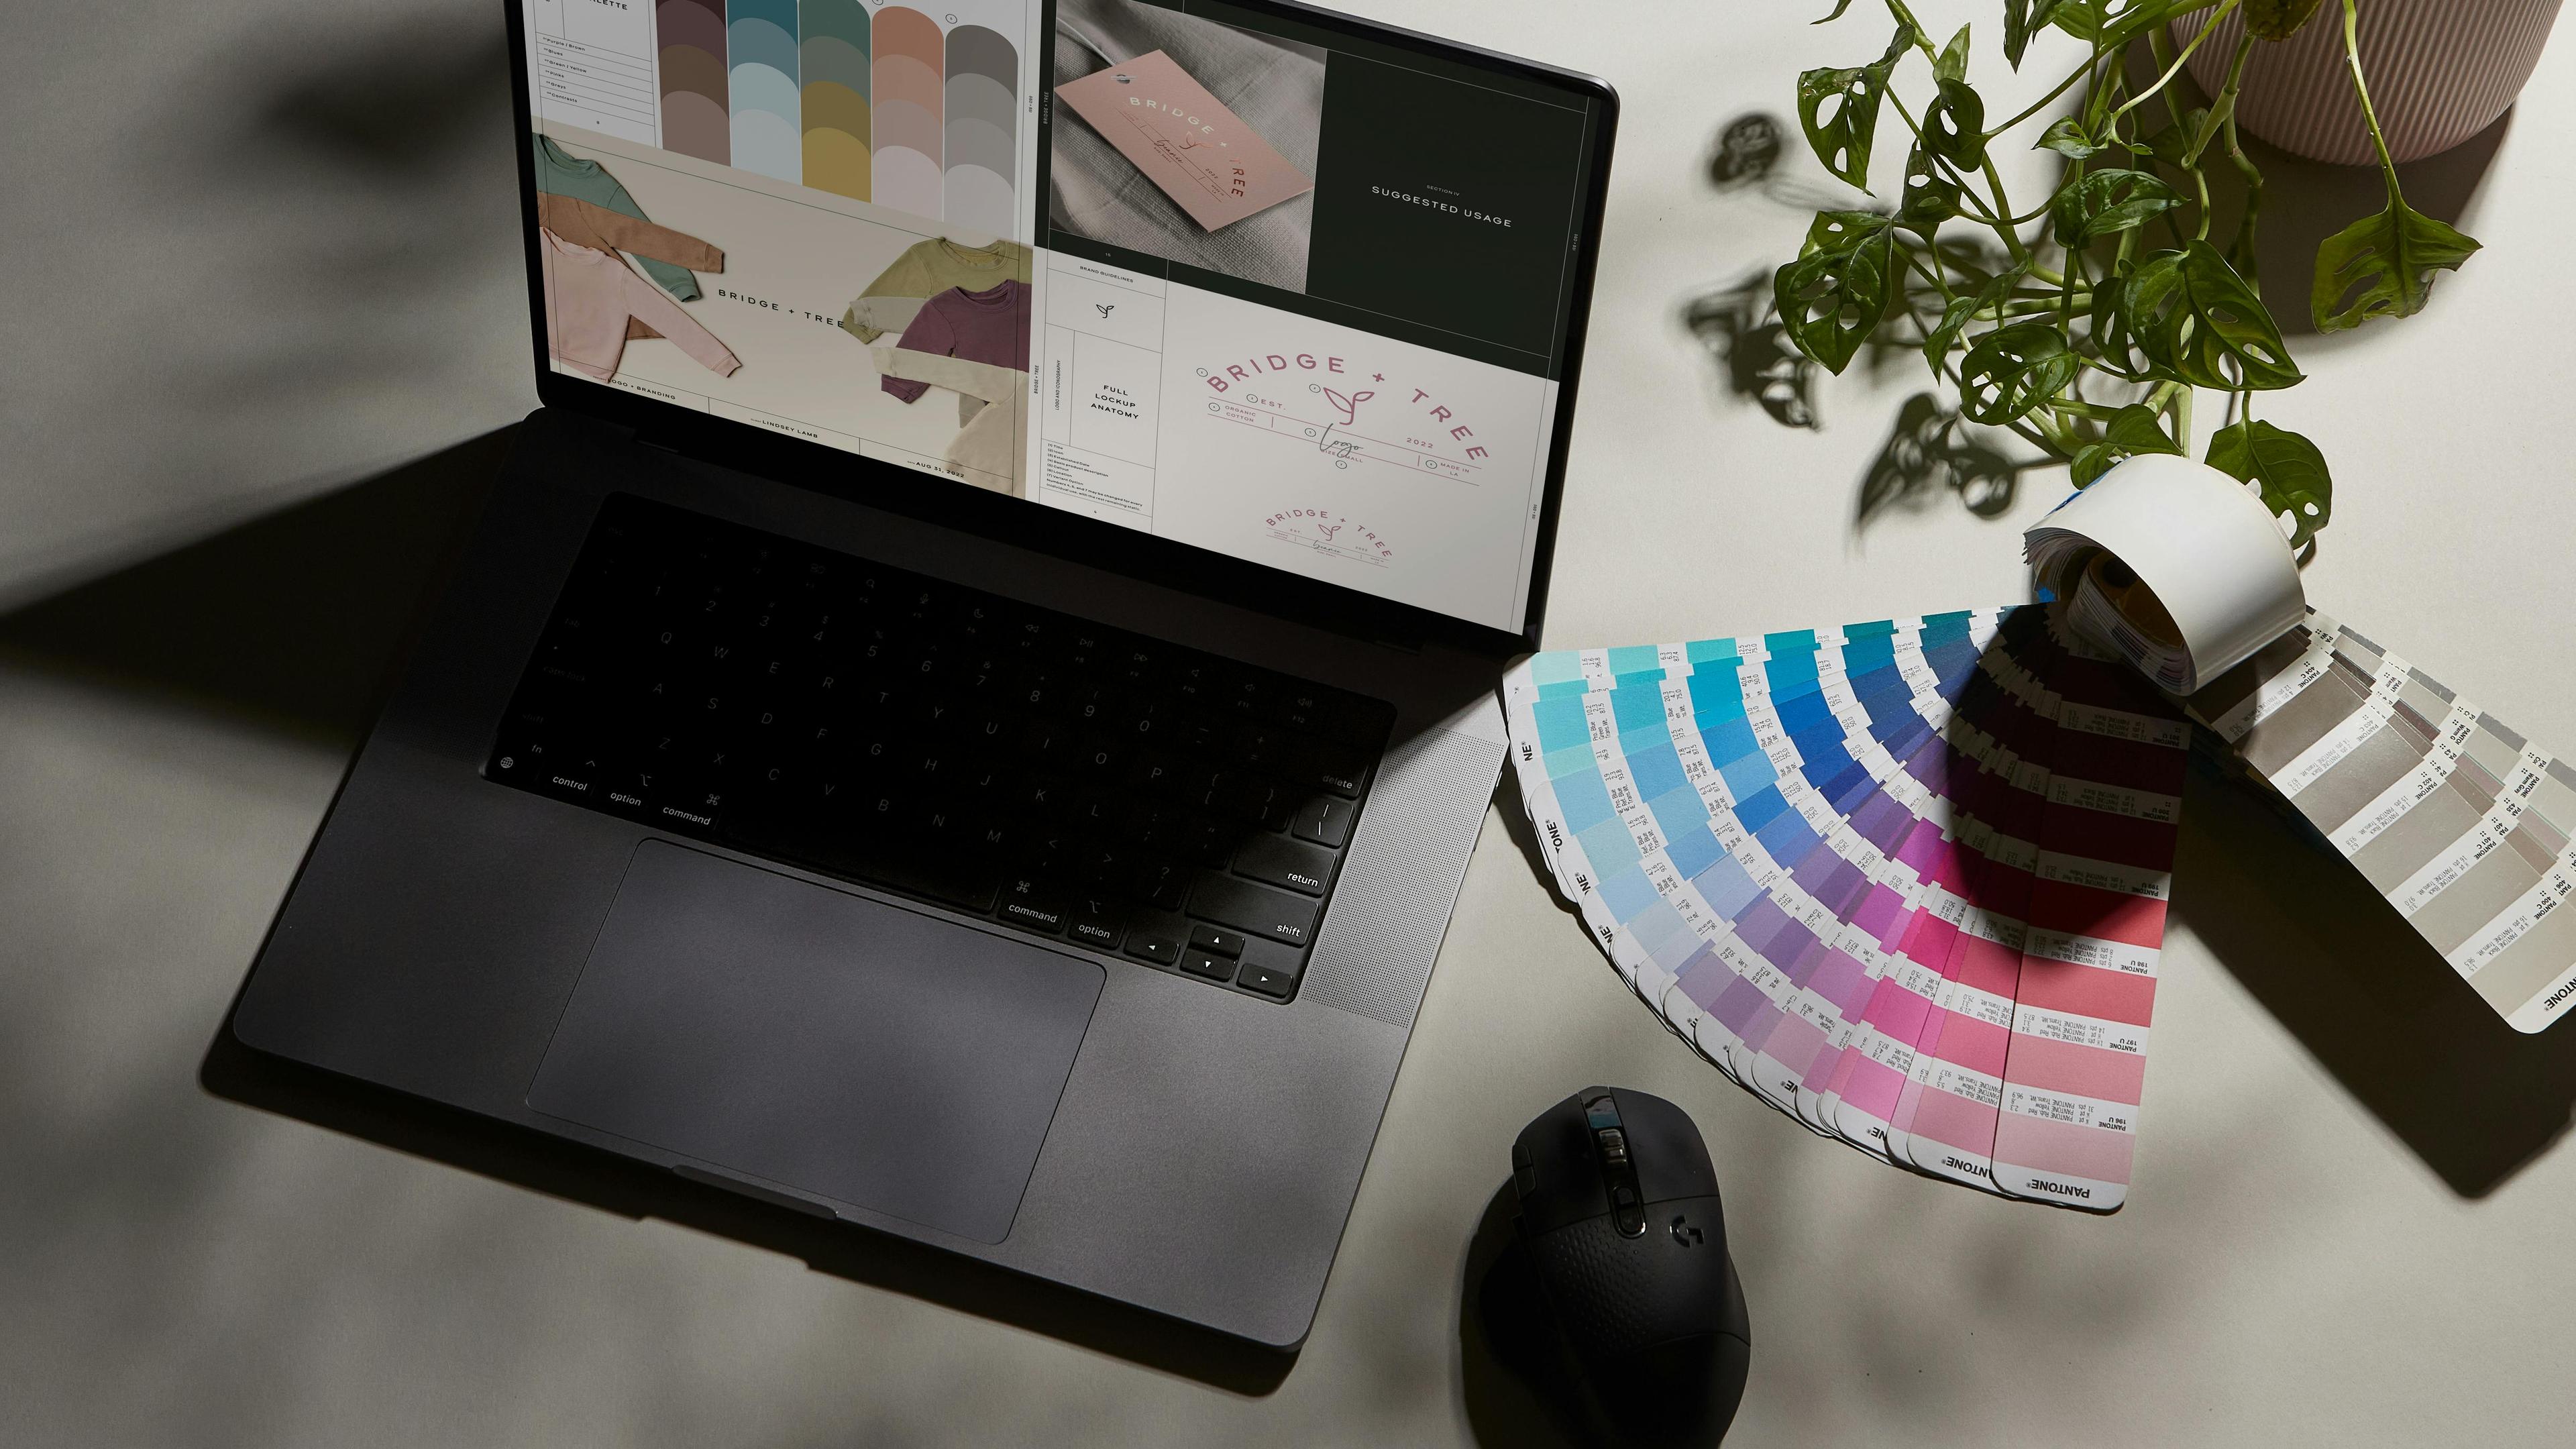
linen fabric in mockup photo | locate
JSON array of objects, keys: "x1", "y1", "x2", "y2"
[{"x1": 1048, "y1": 0, "x2": 1324, "y2": 293}]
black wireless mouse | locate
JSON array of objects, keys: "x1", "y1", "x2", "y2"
[{"x1": 1509, "y1": 1087, "x2": 1750, "y2": 1446}]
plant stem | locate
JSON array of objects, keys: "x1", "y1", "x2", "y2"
[
  {"x1": 1979, "y1": 155, "x2": 2033, "y2": 263},
  {"x1": 2110, "y1": 0, "x2": 2238, "y2": 125},
  {"x1": 2183, "y1": 32, "x2": 2256, "y2": 166},
  {"x1": 2340, "y1": 0, "x2": 2406, "y2": 203},
  {"x1": 1879, "y1": 0, "x2": 1941, "y2": 65},
  {"x1": 2220, "y1": 106, "x2": 2264, "y2": 280},
  {"x1": 1987, "y1": 47, "x2": 2100, "y2": 138}
]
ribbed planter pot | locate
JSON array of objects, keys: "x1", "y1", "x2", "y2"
[{"x1": 2176, "y1": 0, "x2": 2563, "y2": 164}]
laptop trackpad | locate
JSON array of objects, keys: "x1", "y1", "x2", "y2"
[{"x1": 528, "y1": 841, "x2": 1104, "y2": 1244}]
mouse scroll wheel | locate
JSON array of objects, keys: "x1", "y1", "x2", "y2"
[{"x1": 1596, "y1": 1127, "x2": 1628, "y2": 1166}]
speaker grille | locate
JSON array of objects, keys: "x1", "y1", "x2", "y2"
[{"x1": 1301, "y1": 722, "x2": 1503, "y2": 1028}]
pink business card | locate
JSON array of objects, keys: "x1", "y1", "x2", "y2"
[{"x1": 1054, "y1": 50, "x2": 1315, "y2": 232}]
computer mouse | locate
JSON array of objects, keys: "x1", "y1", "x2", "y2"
[{"x1": 1509, "y1": 1087, "x2": 1750, "y2": 1446}]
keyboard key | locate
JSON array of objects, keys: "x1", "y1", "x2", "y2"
[
  {"x1": 488, "y1": 496, "x2": 1388, "y2": 1005},
  {"x1": 999, "y1": 887, "x2": 1068, "y2": 933},
  {"x1": 1236, "y1": 961, "x2": 1298, "y2": 999},
  {"x1": 1133, "y1": 859, "x2": 1189, "y2": 912},
  {"x1": 1233, "y1": 835, "x2": 1334, "y2": 897},
  {"x1": 1125, "y1": 933, "x2": 1181, "y2": 967},
  {"x1": 1188, "y1": 875, "x2": 1319, "y2": 949},
  {"x1": 1312, "y1": 750, "x2": 1369, "y2": 798},
  {"x1": 1068, "y1": 899, "x2": 1126, "y2": 951},
  {"x1": 1291, "y1": 796, "x2": 1356, "y2": 848}
]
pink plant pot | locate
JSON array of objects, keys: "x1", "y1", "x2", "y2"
[{"x1": 2177, "y1": 0, "x2": 2563, "y2": 164}]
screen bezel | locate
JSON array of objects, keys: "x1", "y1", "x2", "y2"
[{"x1": 504, "y1": 0, "x2": 1616, "y2": 655}]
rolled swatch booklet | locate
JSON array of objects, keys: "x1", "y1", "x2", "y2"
[{"x1": 1502, "y1": 455, "x2": 2576, "y2": 1213}]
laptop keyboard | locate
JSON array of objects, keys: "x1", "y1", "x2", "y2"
[{"x1": 483, "y1": 494, "x2": 1394, "y2": 1003}]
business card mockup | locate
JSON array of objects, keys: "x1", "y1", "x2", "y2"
[{"x1": 1054, "y1": 50, "x2": 1315, "y2": 231}]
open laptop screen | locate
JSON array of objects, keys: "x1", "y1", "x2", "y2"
[{"x1": 519, "y1": 0, "x2": 1606, "y2": 633}]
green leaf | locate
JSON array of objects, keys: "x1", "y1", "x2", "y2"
[
  {"x1": 2037, "y1": 117, "x2": 2106, "y2": 158},
  {"x1": 2051, "y1": 0, "x2": 2204, "y2": 46},
  {"x1": 2123, "y1": 241, "x2": 2302, "y2": 390},
  {"x1": 1936, "y1": 24, "x2": 1972, "y2": 83},
  {"x1": 1921, "y1": 264, "x2": 2027, "y2": 372},
  {"x1": 1922, "y1": 77, "x2": 1988, "y2": 170},
  {"x1": 2206, "y1": 419, "x2": 2333, "y2": 551},
  {"x1": 2310, "y1": 196, "x2": 2482, "y2": 331},
  {"x1": 2135, "y1": 115, "x2": 2199, "y2": 166},
  {"x1": 2244, "y1": 0, "x2": 2326, "y2": 41},
  {"x1": 2090, "y1": 260, "x2": 2145, "y2": 372},
  {"x1": 1773, "y1": 211, "x2": 1900, "y2": 373},
  {"x1": 2050, "y1": 168, "x2": 2182, "y2": 247},
  {"x1": 2005, "y1": 0, "x2": 2065, "y2": 68},
  {"x1": 1896, "y1": 145, "x2": 1960, "y2": 235},
  {"x1": 1795, "y1": 25, "x2": 1915, "y2": 190},
  {"x1": 2069, "y1": 402, "x2": 2182, "y2": 486},
  {"x1": 1815, "y1": 0, "x2": 1858, "y2": 21},
  {"x1": 1957, "y1": 321, "x2": 2080, "y2": 425}
]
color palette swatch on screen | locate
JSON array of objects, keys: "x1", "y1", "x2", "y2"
[
  {"x1": 800, "y1": 0, "x2": 873, "y2": 198},
  {"x1": 657, "y1": 0, "x2": 730, "y2": 163},
  {"x1": 640, "y1": 1, "x2": 1020, "y2": 224},
  {"x1": 2184, "y1": 610, "x2": 2576, "y2": 1033},
  {"x1": 1503, "y1": 606, "x2": 2188, "y2": 1211},
  {"x1": 727, "y1": 0, "x2": 803, "y2": 180}
]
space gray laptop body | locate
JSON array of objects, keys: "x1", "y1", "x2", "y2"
[{"x1": 230, "y1": 0, "x2": 1613, "y2": 1348}]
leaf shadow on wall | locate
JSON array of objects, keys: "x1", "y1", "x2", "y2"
[{"x1": 1678, "y1": 113, "x2": 2049, "y2": 538}]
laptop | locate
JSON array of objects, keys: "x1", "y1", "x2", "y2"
[{"x1": 231, "y1": 0, "x2": 1613, "y2": 1348}]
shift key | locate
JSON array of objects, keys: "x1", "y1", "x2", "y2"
[{"x1": 1188, "y1": 874, "x2": 1318, "y2": 948}]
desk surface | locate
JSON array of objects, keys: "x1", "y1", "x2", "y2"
[{"x1": 9, "y1": 1, "x2": 2576, "y2": 1444}]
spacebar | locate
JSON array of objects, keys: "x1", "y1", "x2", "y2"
[
  {"x1": 723, "y1": 812, "x2": 1000, "y2": 912},
  {"x1": 1187, "y1": 874, "x2": 1318, "y2": 947}
]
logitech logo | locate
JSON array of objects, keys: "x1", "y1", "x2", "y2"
[
  {"x1": 2029, "y1": 1177, "x2": 2092, "y2": 1199},
  {"x1": 1940, "y1": 1156, "x2": 1992, "y2": 1179},
  {"x1": 1668, "y1": 1214, "x2": 1705, "y2": 1248}
]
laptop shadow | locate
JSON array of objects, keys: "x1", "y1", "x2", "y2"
[
  {"x1": 198, "y1": 1026, "x2": 1294, "y2": 1394},
  {"x1": 2174, "y1": 749, "x2": 2576, "y2": 1198},
  {"x1": 0, "y1": 429, "x2": 517, "y2": 747},
  {"x1": 5, "y1": 437, "x2": 1295, "y2": 1393}
]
